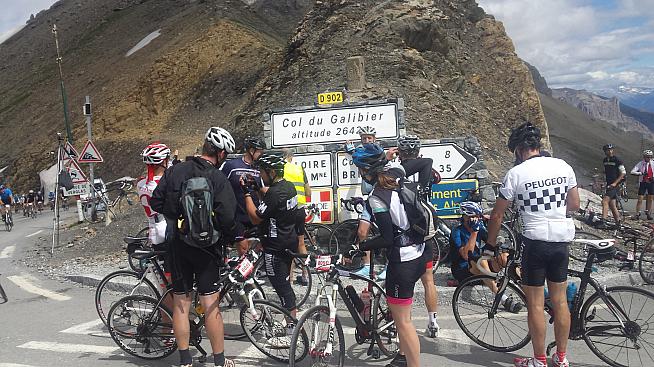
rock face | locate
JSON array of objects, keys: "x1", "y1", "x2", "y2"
[
  {"x1": 552, "y1": 88, "x2": 653, "y2": 138},
  {"x1": 525, "y1": 62, "x2": 551, "y2": 97},
  {"x1": 0, "y1": 0, "x2": 548, "y2": 189}
]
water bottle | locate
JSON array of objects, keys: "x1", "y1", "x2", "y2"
[
  {"x1": 360, "y1": 289, "x2": 371, "y2": 321},
  {"x1": 566, "y1": 282, "x2": 578, "y2": 311}
]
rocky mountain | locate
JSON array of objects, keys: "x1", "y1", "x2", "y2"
[
  {"x1": 599, "y1": 86, "x2": 654, "y2": 114},
  {"x1": 0, "y1": 0, "x2": 547, "y2": 189},
  {"x1": 525, "y1": 62, "x2": 551, "y2": 97},
  {"x1": 552, "y1": 88, "x2": 654, "y2": 137}
]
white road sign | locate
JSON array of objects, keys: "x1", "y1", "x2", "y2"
[
  {"x1": 336, "y1": 152, "x2": 362, "y2": 186},
  {"x1": 66, "y1": 160, "x2": 88, "y2": 184},
  {"x1": 292, "y1": 152, "x2": 333, "y2": 187},
  {"x1": 418, "y1": 143, "x2": 477, "y2": 180},
  {"x1": 63, "y1": 183, "x2": 90, "y2": 197},
  {"x1": 270, "y1": 103, "x2": 399, "y2": 147}
]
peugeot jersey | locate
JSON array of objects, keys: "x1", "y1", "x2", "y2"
[
  {"x1": 221, "y1": 157, "x2": 263, "y2": 225},
  {"x1": 137, "y1": 176, "x2": 167, "y2": 245},
  {"x1": 499, "y1": 156, "x2": 577, "y2": 242}
]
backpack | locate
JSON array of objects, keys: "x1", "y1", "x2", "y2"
[
  {"x1": 398, "y1": 180, "x2": 437, "y2": 241},
  {"x1": 179, "y1": 167, "x2": 221, "y2": 248}
]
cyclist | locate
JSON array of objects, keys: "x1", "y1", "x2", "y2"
[
  {"x1": 345, "y1": 126, "x2": 396, "y2": 279},
  {"x1": 0, "y1": 185, "x2": 14, "y2": 222},
  {"x1": 151, "y1": 127, "x2": 237, "y2": 367},
  {"x1": 599, "y1": 143, "x2": 625, "y2": 228},
  {"x1": 487, "y1": 122, "x2": 579, "y2": 367},
  {"x1": 283, "y1": 148, "x2": 312, "y2": 286},
  {"x1": 630, "y1": 149, "x2": 654, "y2": 220},
  {"x1": 36, "y1": 190, "x2": 44, "y2": 211},
  {"x1": 25, "y1": 190, "x2": 36, "y2": 217},
  {"x1": 48, "y1": 191, "x2": 55, "y2": 210},
  {"x1": 221, "y1": 136, "x2": 265, "y2": 256},
  {"x1": 396, "y1": 134, "x2": 441, "y2": 337},
  {"x1": 241, "y1": 153, "x2": 299, "y2": 346},
  {"x1": 349, "y1": 143, "x2": 429, "y2": 367},
  {"x1": 450, "y1": 201, "x2": 522, "y2": 312}
]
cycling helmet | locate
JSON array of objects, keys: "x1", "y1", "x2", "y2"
[
  {"x1": 205, "y1": 127, "x2": 235, "y2": 154},
  {"x1": 255, "y1": 153, "x2": 285, "y2": 174},
  {"x1": 352, "y1": 144, "x2": 387, "y2": 172},
  {"x1": 357, "y1": 125, "x2": 377, "y2": 136},
  {"x1": 29, "y1": 190, "x2": 34, "y2": 194},
  {"x1": 602, "y1": 144, "x2": 615, "y2": 152},
  {"x1": 507, "y1": 122, "x2": 541, "y2": 153},
  {"x1": 459, "y1": 201, "x2": 483, "y2": 217},
  {"x1": 141, "y1": 143, "x2": 171, "y2": 165},
  {"x1": 397, "y1": 135, "x2": 421, "y2": 152},
  {"x1": 243, "y1": 136, "x2": 266, "y2": 151},
  {"x1": 644, "y1": 149, "x2": 653, "y2": 157}
]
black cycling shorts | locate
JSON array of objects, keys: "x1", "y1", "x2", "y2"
[
  {"x1": 604, "y1": 186, "x2": 619, "y2": 199},
  {"x1": 264, "y1": 251, "x2": 297, "y2": 311},
  {"x1": 385, "y1": 249, "x2": 429, "y2": 303},
  {"x1": 639, "y1": 181, "x2": 654, "y2": 196},
  {"x1": 295, "y1": 208, "x2": 306, "y2": 236},
  {"x1": 170, "y1": 242, "x2": 223, "y2": 296},
  {"x1": 520, "y1": 237, "x2": 569, "y2": 286},
  {"x1": 452, "y1": 266, "x2": 473, "y2": 282}
]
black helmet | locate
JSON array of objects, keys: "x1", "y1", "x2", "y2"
[
  {"x1": 507, "y1": 122, "x2": 541, "y2": 153},
  {"x1": 603, "y1": 144, "x2": 615, "y2": 152},
  {"x1": 397, "y1": 135, "x2": 421, "y2": 152},
  {"x1": 255, "y1": 153, "x2": 285, "y2": 175},
  {"x1": 244, "y1": 136, "x2": 266, "y2": 150}
]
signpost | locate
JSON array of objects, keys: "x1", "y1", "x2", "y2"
[
  {"x1": 430, "y1": 179, "x2": 479, "y2": 218},
  {"x1": 416, "y1": 143, "x2": 477, "y2": 181},
  {"x1": 292, "y1": 153, "x2": 333, "y2": 187}
]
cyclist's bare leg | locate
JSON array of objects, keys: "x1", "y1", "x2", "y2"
[
  {"x1": 389, "y1": 302, "x2": 420, "y2": 366},
  {"x1": 470, "y1": 260, "x2": 499, "y2": 293},
  {"x1": 522, "y1": 285, "x2": 547, "y2": 357},
  {"x1": 546, "y1": 280, "x2": 570, "y2": 354},
  {"x1": 201, "y1": 292, "x2": 225, "y2": 356},
  {"x1": 647, "y1": 194, "x2": 654, "y2": 216},
  {"x1": 609, "y1": 199, "x2": 621, "y2": 222},
  {"x1": 601, "y1": 196, "x2": 610, "y2": 219},
  {"x1": 357, "y1": 220, "x2": 371, "y2": 266},
  {"x1": 636, "y1": 195, "x2": 645, "y2": 214},
  {"x1": 172, "y1": 293, "x2": 193, "y2": 350},
  {"x1": 420, "y1": 267, "x2": 437, "y2": 313}
]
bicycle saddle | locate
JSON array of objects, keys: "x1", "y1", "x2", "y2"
[
  {"x1": 123, "y1": 236, "x2": 148, "y2": 245},
  {"x1": 575, "y1": 238, "x2": 615, "y2": 250}
]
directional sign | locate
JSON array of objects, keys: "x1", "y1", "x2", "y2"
[
  {"x1": 66, "y1": 159, "x2": 88, "y2": 184},
  {"x1": 430, "y1": 179, "x2": 478, "y2": 219},
  {"x1": 336, "y1": 152, "x2": 362, "y2": 186},
  {"x1": 63, "y1": 183, "x2": 90, "y2": 197},
  {"x1": 417, "y1": 143, "x2": 477, "y2": 180},
  {"x1": 78, "y1": 140, "x2": 104, "y2": 163},
  {"x1": 306, "y1": 188, "x2": 334, "y2": 224},
  {"x1": 292, "y1": 152, "x2": 333, "y2": 187}
]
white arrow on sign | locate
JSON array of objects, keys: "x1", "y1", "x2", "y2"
[{"x1": 417, "y1": 143, "x2": 477, "y2": 180}]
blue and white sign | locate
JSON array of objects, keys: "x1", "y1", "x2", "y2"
[{"x1": 430, "y1": 179, "x2": 479, "y2": 219}]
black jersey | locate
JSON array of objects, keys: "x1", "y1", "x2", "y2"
[
  {"x1": 603, "y1": 156, "x2": 624, "y2": 184},
  {"x1": 256, "y1": 179, "x2": 299, "y2": 253}
]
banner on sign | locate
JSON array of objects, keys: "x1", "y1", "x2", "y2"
[
  {"x1": 430, "y1": 179, "x2": 478, "y2": 218},
  {"x1": 64, "y1": 183, "x2": 90, "y2": 197},
  {"x1": 306, "y1": 188, "x2": 334, "y2": 224},
  {"x1": 336, "y1": 185, "x2": 364, "y2": 222},
  {"x1": 292, "y1": 152, "x2": 333, "y2": 187},
  {"x1": 270, "y1": 103, "x2": 399, "y2": 147},
  {"x1": 336, "y1": 152, "x2": 361, "y2": 186}
]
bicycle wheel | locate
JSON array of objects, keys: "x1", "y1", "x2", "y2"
[
  {"x1": 240, "y1": 299, "x2": 308, "y2": 363},
  {"x1": 289, "y1": 305, "x2": 345, "y2": 367},
  {"x1": 0, "y1": 278, "x2": 7, "y2": 303},
  {"x1": 115, "y1": 191, "x2": 139, "y2": 215},
  {"x1": 107, "y1": 295, "x2": 177, "y2": 360},
  {"x1": 452, "y1": 275, "x2": 530, "y2": 352},
  {"x1": 255, "y1": 256, "x2": 312, "y2": 310},
  {"x1": 499, "y1": 222, "x2": 517, "y2": 249},
  {"x1": 221, "y1": 281, "x2": 265, "y2": 340},
  {"x1": 639, "y1": 239, "x2": 654, "y2": 284},
  {"x1": 95, "y1": 270, "x2": 160, "y2": 326},
  {"x1": 581, "y1": 286, "x2": 654, "y2": 367},
  {"x1": 372, "y1": 291, "x2": 399, "y2": 357},
  {"x1": 329, "y1": 220, "x2": 380, "y2": 270},
  {"x1": 304, "y1": 224, "x2": 334, "y2": 255},
  {"x1": 5, "y1": 216, "x2": 10, "y2": 232},
  {"x1": 570, "y1": 231, "x2": 601, "y2": 263}
]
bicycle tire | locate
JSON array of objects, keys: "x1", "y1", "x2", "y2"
[
  {"x1": 255, "y1": 257, "x2": 312, "y2": 310},
  {"x1": 570, "y1": 231, "x2": 602, "y2": 263},
  {"x1": 372, "y1": 291, "x2": 399, "y2": 357},
  {"x1": 221, "y1": 281, "x2": 266, "y2": 340},
  {"x1": 639, "y1": 238, "x2": 654, "y2": 284},
  {"x1": 240, "y1": 299, "x2": 308, "y2": 363},
  {"x1": 127, "y1": 231, "x2": 153, "y2": 273},
  {"x1": 289, "y1": 305, "x2": 345, "y2": 367},
  {"x1": 0, "y1": 278, "x2": 7, "y2": 303},
  {"x1": 581, "y1": 286, "x2": 654, "y2": 367},
  {"x1": 452, "y1": 275, "x2": 530, "y2": 352},
  {"x1": 107, "y1": 295, "x2": 177, "y2": 360},
  {"x1": 328, "y1": 219, "x2": 380, "y2": 270},
  {"x1": 95, "y1": 270, "x2": 160, "y2": 326},
  {"x1": 304, "y1": 223, "x2": 334, "y2": 255}
]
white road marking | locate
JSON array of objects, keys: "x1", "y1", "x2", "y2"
[
  {"x1": 60, "y1": 319, "x2": 106, "y2": 335},
  {"x1": 7, "y1": 275, "x2": 71, "y2": 301},
  {"x1": 0, "y1": 244, "x2": 15, "y2": 258},
  {"x1": 17, "y1": 341, "x2": 118, "y2": 354},
  {"x1": 0, "y1": 363, "x2": 41, "y2": 367},
  {"x1": 25, "y1": 229, "x2": 43, "y2": 238},
  {"x1": 436, "y1": 329, "x2": 472, "y2": 346}
]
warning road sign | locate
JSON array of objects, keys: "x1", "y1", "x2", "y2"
[
  {"x1": 66, "y1": 160, "x2": 88, "y2": 184},
  {"x1": 78, "y1": 140, "x2": 104, "y2": 163},
  {"x1": 62, "y1": 141, "x2": 79, "y2": 160}
]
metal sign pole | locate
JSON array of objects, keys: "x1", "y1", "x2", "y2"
[
  {"x1": 51, "y1": 133, "x2": 64, "y2": 255},
  {"x1": 83, "y1": 96, "x2": 98, "y2": 223}
]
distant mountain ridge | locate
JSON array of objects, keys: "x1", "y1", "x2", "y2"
[{"x1": 598, "y1": 86, "x2": 654, "y2": 114}]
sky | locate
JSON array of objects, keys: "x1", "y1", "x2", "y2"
[
  {"x1": 0, "y1": 0, "x2": 56, "y2": 43},
  {"x1": 477, "y1": 0, "x2": 654, "y2": 91}
]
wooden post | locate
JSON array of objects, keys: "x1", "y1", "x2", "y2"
[{"x1": 346, "y1": 56, "x2": 367, "y2": 91}]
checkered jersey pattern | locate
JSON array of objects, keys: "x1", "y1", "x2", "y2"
[{"x1": 517, "y1": 186, "x2": 569, "y2": 212}]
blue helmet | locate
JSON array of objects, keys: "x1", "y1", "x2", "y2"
[
  {"x1": 352, "y1": 143, "x2": 386, "y2": 172},
  {"x1": 459, "y1": 201, "x2": 483, "y2": 217}
]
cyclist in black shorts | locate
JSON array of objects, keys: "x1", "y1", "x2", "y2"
[
  {"x1": 600, "y1": 143, "x2": 625, "y2": 228},
  {"x1": 630, "y1": 149, "x2": 654, "y2": 220},
  {"x1": 151, "y1": 127, "x2": 237, "y2": 367},
  {"x1": 487, "y1": 122, "x2": 580, "y2": 367},
  {"x1": 350, "y1": 143, "x2": 429, "y2": 367}
]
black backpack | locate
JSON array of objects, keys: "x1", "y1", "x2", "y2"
[
  {"x1": 179, "y1": 167, "x2": 221, "y2": 248},
  {"x1": 398, "y1": 180, "x2": 437, "y2": 241}
]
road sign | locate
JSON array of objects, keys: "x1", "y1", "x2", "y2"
[
  {"x1": 417, "y1": 143, "x2": 477, "y2": 180},
  {"x1": 336, "y1": 185, "x2": 363, "y2": 222},
  {"x1": 430, "y1": 179, "x2": 478, "y2": 219},
  {"x1": 270, "y1": 103, "x2": 399, "y2": 147},
  {"x1": 336, "y1": 152, "x2": 362, "y2": 186},
  {"x1": 66, "y1": 159, "x2": 88, "y2": 184},
  {"x1": 63, "y1": 141, "x2": 79, "y2": 160},
  {"x1": 293, "y1": 152, "x2": 333, "y2": 187},
  {"x1": 63, "y1": 183, "x2": 90, "y2": 197},
  {"x1": 306, "y1": 188, "x2": 334, "y2": 224},
  {"x1": 78, "y1": 140, "x2": 104, "y2": 163},
  {"x1": 317, "y1": 91, "x2": 344, "y2": 105}
]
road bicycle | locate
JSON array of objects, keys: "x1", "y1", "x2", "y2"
[
  {"x1": 25, "y1": 202, "x2": 37, "y2": 219},
  {"x1": 3, "y1": 205, "x2": 13, "y2": 232},
  {"x1": 453, "y1": 237, "x2": 654, "y2": 367},
  {"x1": 289, "y1": 251, "x2": 399, "y2": 367},
  {"x1": 0, "y1": 274, "x2": 7, "y2": 303},
  {"x1": 83, "y1": 178, "x2": 138, "y2": 223},
  {"x1": 303, "y1": 203, "x2": 334, "y2": 256}
]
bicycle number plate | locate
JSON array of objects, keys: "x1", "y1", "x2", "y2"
[
  {"x1": 316, "y1": 255, "x2": 332, "y2": 272},
  {"x1": 237, "y1": 257, "x2": 254, "y2": 278},
  {"x1": 628, "y1": 251, "x2": 635, "y2": 261}
]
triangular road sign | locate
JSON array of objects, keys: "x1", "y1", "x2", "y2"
[
  {"x1": 66, "y1": 159, "x2": 88, "y2": 184},
  {"x1": 78, "y1": 140, "x2": 104, "y2": 163},
  {"x1": 64, "y1": 141, "x2": 79, "y2": 160}
]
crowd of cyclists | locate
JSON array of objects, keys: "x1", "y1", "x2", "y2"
[{"x1": 0, "y1": 186, "x2": 50, "y2": 224}]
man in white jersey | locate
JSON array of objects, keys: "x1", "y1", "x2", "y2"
[{"x1": 487, "y1": 122, "x2": 580, "y2": 367}]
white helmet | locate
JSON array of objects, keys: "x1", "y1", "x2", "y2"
[
  {"x1": 141, "y1": 143, "x2": 171, "y2": 165},
  {"x1": 205, "y1": 127, "x2": 235, "y2": 154},
  {"x1": 357, "y1": 125, "x2": 376, "y2": 136},
  {"x1": 644, "y1": 149, "x2": 653, "y2": 157}
]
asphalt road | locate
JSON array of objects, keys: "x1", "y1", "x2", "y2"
[{"x1": 1, "y1": 209, "x2": 653, "y2": 367}]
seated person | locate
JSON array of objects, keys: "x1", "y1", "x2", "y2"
[{"x1": 450, "y1": 201, "x2": 522, "y2": 313}]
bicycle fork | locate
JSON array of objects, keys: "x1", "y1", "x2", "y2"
[{"x1": 310, "y1": 284, "x2": 338, "y2": 358}]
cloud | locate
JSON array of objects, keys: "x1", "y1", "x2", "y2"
[
  {"x1": 478, "y1": 0, "x2": 654, "y2": 90},
  {"x1": 0, "y1": 0, "x2": 57, "y2": 44}
]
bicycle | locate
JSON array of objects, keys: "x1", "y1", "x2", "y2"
[
  {"x1": 3, "y1": 205, "x2": 13, "y2": 232},
  {"x1": 83, "y1": 178, "x2": 138, "y2": 223},
  {"x1": 329, "y1": 197, "x2": 382, "y2": 270},
  {"x1": 0, "y1": 274, "x2": 7, "y2": 303},
  {"x1": 303, "y1": 203, "x2": 334, "y2": 255},
  {"x1": 289, "y1": 251, "x2": 399, "y2": 367},
  {"x1": 453, "y1": 238, "x2": 654, "y2": 366}
]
